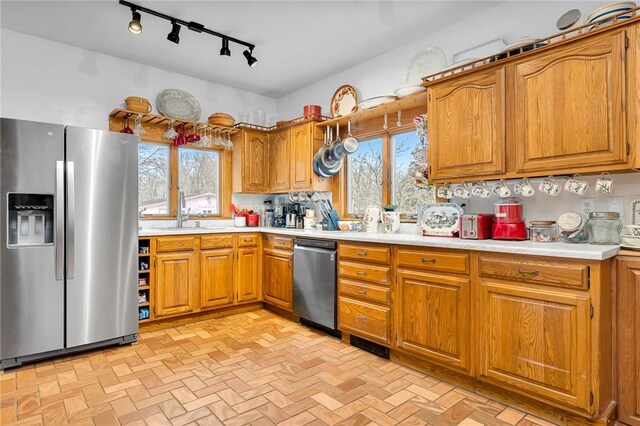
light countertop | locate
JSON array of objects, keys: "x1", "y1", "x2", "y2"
[{"x1": 139, "y1": 226, "x2": 620, "y2": 260}]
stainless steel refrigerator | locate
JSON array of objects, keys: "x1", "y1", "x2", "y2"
[{"x1": 0, "y1": 118, "x2": 139, "y2": 369}]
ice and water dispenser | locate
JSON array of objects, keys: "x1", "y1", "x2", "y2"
[{"x1": 7, "y1": 193, "x2": 54, "y2": 247}]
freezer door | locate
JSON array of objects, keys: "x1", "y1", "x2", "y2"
[
  {"x1": 65, "y1": 126, "x2": 138, "y2": 348},
  {"x1": 0, "y1": 118, "x2": 65, "y2": 360}
]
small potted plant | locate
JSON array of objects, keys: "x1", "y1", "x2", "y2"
[{"x1": 381, "y1": 205, "x2": 400, "y2": 233}]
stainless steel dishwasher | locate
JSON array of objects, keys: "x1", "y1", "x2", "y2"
[{"x1": 293, "y1": 238, "x2": 338, "y2": 331}]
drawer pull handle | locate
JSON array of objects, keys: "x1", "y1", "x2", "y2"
[
  {"x1": 357, "y1": 250, "x2": 368, "y2": 256},
  {"x1": 356, "y1": 289, "x2": 368, "y2": 295},
  {"x1": 356, "y1": 271, "x2": 367, "y2": 276},
  {"x1": 517, "y1": 268, "x2": 539, "y2": 276},
  {"x1": 421, "y1": 258, "x2": 436, "y2": 263},
  {"x1": 356, "y1": 314, "x2": 367, "y2": 321},
  {"x1": 243, "y1": 238, "x2": 253, "y2": 242}
]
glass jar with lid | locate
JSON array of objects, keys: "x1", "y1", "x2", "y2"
[
  {"x1": 557, "y1": 211, "x2": 588, "y2": 243},
  {"x1": 529, "y1": 221, "x2": 557, "y2": 242},
  {"x1": 586, "y1": 212, "x2": 622, "y2": 245}
]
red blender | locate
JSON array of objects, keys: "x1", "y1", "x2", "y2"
[{"x1": 492, "y1": 197, "x2": 528, "y2": 240}]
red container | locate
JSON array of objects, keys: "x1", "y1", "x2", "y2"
[
  {"x1": 493, "y1": 197, "x2": 524, "y2": 223},
  {"x1": 303, "y1": 105, "x2": 321, "y2": 118},
  {"x1": 246, "y1": 213, "x2": 260, "y2": 227}
]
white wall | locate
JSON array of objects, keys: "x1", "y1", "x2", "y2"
[
  {"x1": 0, "y1": 28, "x2": 276, "y2": 130},
  {"x1": 275, "y1": 1, "x2": 607, "y2": 118}
]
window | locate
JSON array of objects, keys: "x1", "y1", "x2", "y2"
[
  {"x1": 138, "y1": 143, "x2": 170, "y2": 214},
  {"x1": 343, "y1": 129, "x2": 435, "y2": 220},
  {"x1": 346, "y1": 137, "x2": 383, "y2": 215},
  {"x1": 178, "y1": 148, "x2": 220, "y2": 216}
]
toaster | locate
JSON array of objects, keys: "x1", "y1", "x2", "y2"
[{"x1": 460, "y1": 214, "x2": 493, "y2": 240}]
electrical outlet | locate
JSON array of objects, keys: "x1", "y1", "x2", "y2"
[{"x1": 580, "y1": 198, "x2": 595, "y2": 215}]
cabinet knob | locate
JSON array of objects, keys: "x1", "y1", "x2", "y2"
[
  {"x1": 355, "y1": 289, "x2": 368, "y2": 295},
  {"x1": 356, "y1": 271, "x2": 367, "y2": 276},
  {"x1": 357, "y1": 251, "x2": 368, "y2": 256},
  {"x1": 517, "y1": 268, "x2": 539, "y2": 276},
  {"x1": 356, "y1": 314, "x2": 367, "y2": 321},
  {"x1": 421, "y1": 258, "x2": 436, "y2": 263}
]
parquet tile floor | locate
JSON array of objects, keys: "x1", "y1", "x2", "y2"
[{"x1": 0, "y1": 310, "x2": 559, "y2": 426}]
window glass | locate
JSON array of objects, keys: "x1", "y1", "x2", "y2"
[
  {"x1": 390, "y1": 131, "x2": 434, "y2": 217},
  {"x1": 178, "y1": 148, "x2": 220, "y2": 215},
  {"x1": 138, "y1": 143, "x2": 170, "y2": 215},
  {"x1": 346, "y1": 137, "x2": 383, "y2": 215}
]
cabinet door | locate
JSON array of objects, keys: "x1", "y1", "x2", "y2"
[
  {"x1": 269, "y1": 129, "x2": 290, "y2": 193},
  {"x1": 290, "y1": 124, "x2": 313, "y2": 190},
  {"x1": 200, "y1": 248, "x2": 234, "y2": 309},
  {"x1": 513, "y1": 32, "x2": 627, "y2": 172},
  {"x1": 243, "y1": 130, "x2": 269, "y2": 193},
  {"x1": 428, "y1": 68, "x2": 505, "y2": 180},
  {"x1": 262, "y1": 248, "x2": 293, "y2": 311},
  {"x1": 478, "y1": 280, "x2": 591, "y2": 412},
  {"x1": 617, "y1": 258, "x2": 640, "y2": 426},
  {"x1": 236, "y1": 246, "x2": 260, "y2": 303},
  {"x1": 155, "y1": 251, "x2": 198, "y2": 317},
  {"x1": 396, "y1": 270, "x2": 470, "y2": 372}
]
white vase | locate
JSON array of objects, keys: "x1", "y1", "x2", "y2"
[
  {"x1": 364, "y1": 206, "x2": 380, "y2": 233},
  {"x1": 381, "y1": 211, "x2": 401, "y2": 233}
]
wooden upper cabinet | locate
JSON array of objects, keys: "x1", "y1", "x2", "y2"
[
  {"x1": 263, "y1": 248, "x2": 293, "y2": 311},
  {"x1": 616, "y1": 256, "x2": 640, "y2": 426},
  {"x1": 512, "y1": 31, "x2": 628, "y2": 172},
  {"x1": 478, "y1": 280, "x2": 591, "y2": 413},
  {"x1": 396, "y1": 270, "x2": 470, "y2": 372},
  {"x1": 236, "y1": 246, "x2": 260, "y2": 303},
  {"x1": 200, "y1": 248, "x2": 234, "y2": 309},
  {"x1": 232, "y1": 129, "x2": 268, "y2": 193},
  {"x1": 290, "y1": 123, "x2": 313, "y2": 190},
  {"x1": 428, "y1": 68, "x2": 506, "y2": 180},
  {"x1": 155, "y1": 251, "x2": 198, "y2": 318},
  {"x1": 269, "y1": 129, "x2": 291, "y2": 193}
]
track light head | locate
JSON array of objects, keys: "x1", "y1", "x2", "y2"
[
  {"x1": 243, "y1": 49, "x2": 258, "y2": 67},
  {"x1": 220, "y1": 38, "x2": 231, "y2": 58},
  {"x1": 128, "y1": 9, "x2": 142, "y2": 35},
  {"x1": 167, "y1": 21, "x2": 181, "y2": 44}
]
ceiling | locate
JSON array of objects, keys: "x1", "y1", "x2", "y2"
[{"x1": 0, "y1": 1, "x2": 500, "y2": 98}]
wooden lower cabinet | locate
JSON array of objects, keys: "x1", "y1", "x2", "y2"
[
  {"x1": 236, "y1": 246, "x2": 260, "y2": 303},
  {"x1": 155, "y1": 251, "x2": 199, "y2": 317},
  {"x1": 262, "y1": 248, "x2": 293, "y2": 311},
  {"x1": 396, "y1": 269, "x2": 470, "y2": 372},
  {"x1": 617, "y1": 255, "x2": 640, "y2": 426},
  {"x1": 200, "y1": 248, "x2": 234, "y2": 309},
  {"x1": 339, "y1": 297, "x2": 391, "y2": 345},
  {"x1": 478, "y1": 279, "x2": 591, "y2": 412}
]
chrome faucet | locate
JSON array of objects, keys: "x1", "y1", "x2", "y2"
[
  {"x1": 176, "y1": 190, "x2": 190, "y2": 228},
  {"x1": 138, "y1": 207, "x2": 147, "y2": 218}
]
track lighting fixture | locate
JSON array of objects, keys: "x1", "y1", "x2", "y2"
[
  {"x1": 243, "y1": 49, "x2": 258, "y2": 67},
  {"x1": 167, "y1": 21, "x2": 181, "y2": 44},
  {"x1": 128, "y1": 9, "x2": 142, "y2": 35},
  {"x1": 119, "y1": 0, "x2": 257, "y2": 67},
  {"x1": 220, "y1": 38, "x2": 231, "y2": 58}
]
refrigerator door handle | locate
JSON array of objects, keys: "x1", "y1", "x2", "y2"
[
  {"x1": 55, "y1": 161, "x2": 65, "y2": 281},
  {"x1": 67, "y1": 161, "x2": 75, "y2": 280}
]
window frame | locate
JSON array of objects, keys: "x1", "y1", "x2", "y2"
[
  {"x1": 339, "y1": 123, "x2": 427, "y2": 222},
  {"x1": 138, "y1": 138, "x2": 232, "y2": 220}
]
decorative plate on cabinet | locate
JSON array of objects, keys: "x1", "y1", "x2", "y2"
[
  {"x1": 156, "y1": 89, "x2": 202, "y2": 121},
  {"x1": 403, "y1": 46, "x2": 447, "y2": 85},
  {"x1": 357, "y1": 95, "x2": 397, "y2": 110},
  {"x1": 330, "y1": 85, "x2": 358, "y2": 118}
]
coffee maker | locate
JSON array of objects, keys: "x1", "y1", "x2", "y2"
[
  {"x1": 263, "y1": 200, "x2": 274, "y2": 227},
  {"x1": 285, "y1": 203, "x2": 298, "y2": 228}
]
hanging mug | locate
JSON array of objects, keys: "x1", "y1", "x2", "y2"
[
  {"x1": 595, "y1": 172, "x2": 613, "y2": 194},
  {"x1": 514, "y1": 177, "x2": 535, "y2": 197},
  {"x1": 539, "y1": 176, "x2": 561, "y2": 196},
  {"x1": 472, "y1": 181, "x2": 491, "y2": 198},
  {"x1": 564, "y1": 174, "x2": 589, "y2": 195},
  {"x1": 437, "y1": 183, "x2": 454, "y2": 199},
  {"x1": 454, "y1": 182, "x2": 472, "y2": 199},
  {"x1": 491, "y1": 179, "x2": 511, "y2": 198}
]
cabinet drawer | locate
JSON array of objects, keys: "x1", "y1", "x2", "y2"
[
  {"x1": 339, "y1": 280, "x2": 390, "y2": 305},
  {"x1": 265, "y1": 235, "x2": 294, "y2": 251},
  {"x1": 478, "y1": 255, "x2": 588, "y2": 289},
  {"x1": 396, "y1": 249, "x2": 469, "y2": 275},
  {"x1": 237, "y1": 233, "x2": 259, "y2": 247},
  {"x1": 156, "y1": 236, "x2": 195, "y2": 253},
  {"x1": 200, "y1": 234, "x2": 234, "y2": 249},
  {"x1": 339, "y1": 297, "x2": 390, "y2": 345},
  {"x1": 339, "y1": 244, "x2": 390, "y2": 265},
  {"x1": 339, "y1": 261, "x2": 390, "y2": 285}
]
